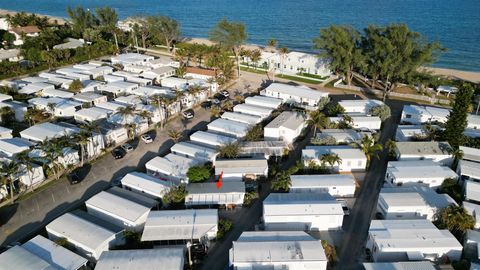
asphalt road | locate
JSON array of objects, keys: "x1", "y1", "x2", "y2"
[
  {"x1": 0, "y1": 104, "x2": 218, "y2": 246},
  {"x1": 335, "y1": 99, "x2": 406, "y2": 270}
]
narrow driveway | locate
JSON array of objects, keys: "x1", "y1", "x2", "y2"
[{"x1": 335, "y1": 100, "x2": 405, "y2": 269}]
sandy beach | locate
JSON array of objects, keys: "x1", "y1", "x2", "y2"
[
  {"x1": 421, "y1": 67, "x2": 480, "y2": 84},
  {"x1": 0, "y1": 8, "x2": 66, "y2": 24}
]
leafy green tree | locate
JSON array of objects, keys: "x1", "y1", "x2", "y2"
[
  {"x1": 369, "y1": 104, "x2": 391, "y2": 121},
  {"x1": 325, "y1": 103, "x2": 345, "y2": 116},
  {"x1": 186, "y1": 165, "x2": 211, "y2": 183},
  {"x1": 95, "y1": 7, "x2": 119, "y2": 51},
  {"x1": 0, "y1": 160, "x2": 20, "y2": 204},
  {"x1": 444, "y1": 84, "x2": 474, "y2": 149},
  {"x1": 218, "y1": 142, "x2": 240, "y2": 159},
  {"x1": 317, "y1": 96, "x2": 330, "y2": 111},
  {"x1": 385, "y1": 139, "x2": 397, "y2": 160},
  {"x1": 245, "y1": 124, "x2": 263, "y2": 141},
  {"x1": 163, "y1": 184, "x2": 187, "y2": 206},
  {"x1": 362, "y1": 24, "x2": 443, "y2": 101},
  {"x1": 0, "y1": 107, "x2": 15, "y2": 125},
  {"x1": 67, "y1": 7, "x2": 98, "y2": 37},
  {"x1": 209, "y1": 18, "x2": 247, "y2": 77},
  {"x1": 69, "y1": 79, "x2": 83, "y2": 92},
  {"x1": 147, "y1": 16, "x2": 180, "y2": 51},
  {"x1": 313, "y1": 25, "x2": 363, "y2": 86},
  {"x1": 434, "y1": 205, "x2": 475, "y2": 240},
  {"x1": 321, "y1": 240, "x2": 337, "y2": 264},
  {"x1": 438, "y1": 178, "x2": 462, "y2": 203},
  {"x1": 271, "y1": 172, "x2": 291, "y2": 192}
]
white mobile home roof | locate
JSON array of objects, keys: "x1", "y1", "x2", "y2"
[
  {"x1": 42, "y1": 88, "x2": 74, "y2": 98},
  {"x1": 189, "y1": 131, "x2": 237, "y2": 148},
  {"x1": 20, "y1": 122, "x2": 77, "y2": 142},
  {"x1": 75, "y1": 107, "x2": 109, "y2": 121},
  {"x1": 114, "y1": 95, "x2": 142, "y2": 105},
  {"x1": 22, "y1": 235, "x2": 88, "y2": 270},
  {"x1": 0, "y1": 245, "x2": 54, "y2": 270},
  {"x1": 465, "y1": 180, "x2": 480, "y2": 202},
  {"x1": 132, "y1": 86, "x2": 174, "y2": 97},
  {"x1": 19, "y1": 82, "x2": 54, "y2": 94},
  {"x1": 304, "y1": 145, "x2": 367, "y2": 160},
  {"x1": 103, "y1": 74, "x2": 125, "y2": 83},
  {"x1": 0, "y1": 137, "x2": 33, "y2": 157},
  {"x1": 265, "y1": 111, "x2": 306, "y2": 130},
  {"x1": 338, "y1": 99, "x2": 384, "y2": 113},
  {"x1": 185, "y1": 182, "x2": 245, "y2": 205},
  {"x1": 380, "y1": 186, "x2": 456, "y2": 210},
  {"x1": 0, "y1": 93, "x2": 13, "y2": 102},
  {"x1": 126, "y1": 76, "x2": 151, "y2": 85},
  {"x1": 141, "y1": 209, "x2": 218, "y2": 241},
  {"x1": 239, "y1": 140, "x2": 289, "y2": 157},
  {"x1": 95, "y1": 248, "x2": 184, "y2": 270},
  {"x1": 46, "y1": 212, "x2": 119, "y2": 253},
  {"x1": 207, "y1": 118, "x2": 250, "y2": 138},
  {"x1": 145, "y1": 154, "x2": 199, "y2": 178},
  {"x1": 221, "y1": 111, "x2": 262, "y2": 125},
  {"x1": 264, "y1": 83, "x2": 328, "y2": 100},
  {"x1": 317, "y1": 129, "x2": 361, "y2": 143},
  {"x1": 396, "y1": 141, "x2": 452, "y2": 157},
  {"x1": 120, "y1": 172, "x2": 172, "y2": 198},
  {"x1": 290, "y1": 174, "x2": 356, "y2": 189},
  {"x1": 231, "y1": 231, "x2": 326, "y2": 265},
  {"x1": 86, "y1": 190, "x2": 152, "y2": 223},
  {"x1": 73, "y1": 92, "x2": 106, "y2": 103},
  {"x1": 461, "y1": 146, "x2": 480, "y2": 162},
  {"x1": 233, "y1": 103, "x2": 273, "y2": 118},
  {"x1": 387, "y1": 160, "x2": 458, "y2": 182},
  {"x1": 369, "y1": 219, "x2": 462, "y2": 254},
  {"x1": 215, "y1": 158, "x2": 268, "y2": 175},
  {"x1": 244, "y1": 95, "x2": 282, "y2": 109},
  {"x1": 363, "y1": 262, "x2": 437, "y2": 270},
  {"x1": 263, "y1": 193, "x2": 344, "y2": 216},
  {"x1": 459, "y1": 159, "x2": 480, "y2": 180},
  {"x1": 95, "y1": 101, "x2": 126, "y2": 112},
  {"x1": 170, "y1": 141, "x2": 217, "y2": 162},
  {"x1": 329, "y1": 115, "x2": 382, "y2": 129}
]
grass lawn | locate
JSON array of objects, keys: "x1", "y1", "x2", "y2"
[
  {"x1": 297, "y1": 73, "x2": 328, "y2": 80},
  {"x1": 277, "y1": 74, "x2": 321, "y2": 84},
  {"x1": 240, "y1": 66, "x2": 267, "y2": 75}
]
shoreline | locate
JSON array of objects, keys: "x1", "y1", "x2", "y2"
[{"x1": 1, "y1": 8, "x2": 479, "y2": 83}]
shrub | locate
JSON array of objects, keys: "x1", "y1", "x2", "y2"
[
  {"x1": 325, "y1": 103, "x2": 345, "y2": 116},
  {"x1": 369, "y1": 104, "x2": 391, "y2": 121},
  {"x1": 186, "y1": 165, "x2": 212, "y2": 183},
  {"x1": 245, "y1": 124, "x2": 263, "y2": 141}
]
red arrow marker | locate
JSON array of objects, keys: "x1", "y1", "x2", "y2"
[{"x1": 216, "y1": 171, "x2": 224, "y2": 189}]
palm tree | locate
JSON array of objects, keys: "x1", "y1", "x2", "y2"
[
  {"x1": 434, "y1": 205, "x2": 475, "y2": 240},
  {"x1": 320, "y1": 153, "x2": 342, "y2": 171},
  {"x1": 385, "y1": 139, "x2": 397, "y2": 160},
  {"x1": 279, "y1": 47, "x2": 289, "y2": 75},
  {"x1": 72, "y1": 130, "x2": 90, "y2": 167},
  {"x1": 168, "y1": 129, "x2": 183, "y2": 143},
  {"x1": 250, "y1": 49, "x2": 262, "y2": 70},
  {"x1": 307, "y1": 110, "x2": 328, "y2": 134},
  {"x1": 42, "y1": 140, "x2": 64, "y2": 180},
  {"x1": 124, "y1": 123, "x2": 137, "y2": 139},
  {"x1": 1, "y1": 160, "x2": 19, "y2": 204},
  {"x1": 116, "y1": 105, "x2": 136, "y2": 120},
  {"x1": 138, "y1": 110, "x2": 153, "y2": 125},
  {"x1": 24, "y1": 108, "x2": 47, "y2": 126},
  {"x1": 15, "y1": 150, "x2": 37, "y2": 192},
  {"x1": 359, "y1": 135, "x2": 383, "y2": 168},
  {"x1": 267, "y1": 39, "x2": 277, "y2": 51}
]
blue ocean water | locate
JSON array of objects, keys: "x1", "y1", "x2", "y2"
[{"x1": 1, "y1": 0, "x2": 479, "y2": 71}]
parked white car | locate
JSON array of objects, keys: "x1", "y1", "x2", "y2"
[{"x1": 141, "y1": 134, "x2": 153, "y2": 144}]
